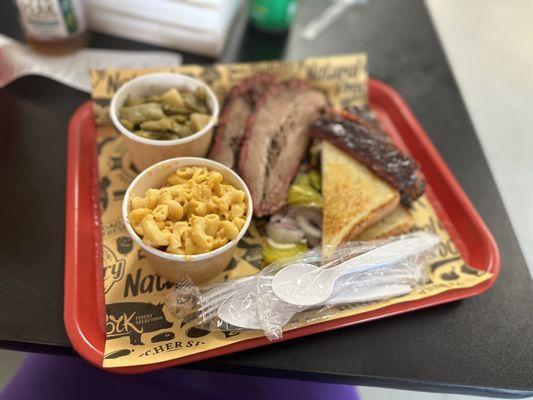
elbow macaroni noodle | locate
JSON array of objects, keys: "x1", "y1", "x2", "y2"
[{"x1": 128, "y1": 167, "x2": 248, "y2": 255}]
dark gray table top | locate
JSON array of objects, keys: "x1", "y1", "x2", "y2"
[{"x1": 1, "y1": 0, "x2": 532, "y2": 397}]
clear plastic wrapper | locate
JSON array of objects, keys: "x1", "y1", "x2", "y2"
[{"x1": 166, "y1": 232, "x2": 440, "y2": 341}]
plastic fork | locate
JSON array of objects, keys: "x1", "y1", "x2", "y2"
[{"x1": 197, "y1": 275, "x2": 257, "y2": 322}]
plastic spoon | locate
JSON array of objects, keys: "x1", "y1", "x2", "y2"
[
  {"x1": 272, "y1": 232, "x2": 439, "y2": 306},
  {"x1": 218, "y1": 283, "x2": 412, "y2": 330}
]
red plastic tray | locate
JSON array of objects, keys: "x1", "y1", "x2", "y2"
[{"x1": 64, "y1": 79, "x2": 500, "y2": 374}]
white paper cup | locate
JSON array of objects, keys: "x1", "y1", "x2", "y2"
[
  {"x1": 122, "y1": 157, "x2": 253, "y2": 284},
  {"x1": 110, "y1": 73, "x2": 220, "y2": 171}
]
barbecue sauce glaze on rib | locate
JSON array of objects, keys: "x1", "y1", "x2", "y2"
[{"x1": 309, "y1": 115, "x2": 425, "y2": 205}]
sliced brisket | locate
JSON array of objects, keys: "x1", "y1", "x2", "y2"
[
  {"x1": 238, "y1": 80, "x2": 327, "y2": 217},
  {"x1": 209, "y1": 75, "x2": 277, "y2": 168}
]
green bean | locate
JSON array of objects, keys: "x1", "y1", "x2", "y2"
[
  {"x1": 183, "y1": 92, "x2": 208, "y2": 114},
  {"x1": 161, "y1": 133, "x2": 181, "y2": 140},
  {"x1": 196, "y1": 87, "x2": 207, "y2": 102},
  {"x1": 145, "y1": 95, "x2": 162, "y2": 103},
  {"x1": 118, "y1": 86, "x2": 211, "y2": 140},
  {"x1": 168, "y1": 114, "x2": 188, "y2": 123},
  {"x1": 140, "y1": 118, "x2": 176, "y2": 132},
  {"x1": 171, "y1": 124, "x2": 193, "y2": 137},
  {"x1": 119, "y1": 103, "x2": 165, "y2": 125},
  {"x1": 163, "y1": 104, "x2": 191, "y2": 115},
  {"x1": 134, "y1": 130, "x2": 163, "y2": 139},
  {"x1": 124, "y1": 96, "x2": 146, "y2": 107},
  {"x1": 120, "y1": 118, "x2": 134, "y2": 131}
]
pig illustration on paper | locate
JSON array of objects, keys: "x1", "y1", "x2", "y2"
[{"x1": 106, "y1": 302, "x2": 173, "y2": 346}]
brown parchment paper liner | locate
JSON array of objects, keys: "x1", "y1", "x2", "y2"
[{"x1": 90, "y1": 54, "x2": 492, "y2": 368}]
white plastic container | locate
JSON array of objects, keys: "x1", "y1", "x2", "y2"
[
  {"x1": 122, "y1": 157, "x2": 253, "y2": 284},
  {"x1": 110, "y1": 73, "x2": 220, "y2": 171}
]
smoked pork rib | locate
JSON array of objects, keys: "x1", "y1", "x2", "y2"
[{"x1": 309, "y1": 114, "x2": 425, "y2": 205}]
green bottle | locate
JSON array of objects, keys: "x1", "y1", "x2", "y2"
[{"x1": 250, "y1": 0, "x2": 299, "y2": 32}]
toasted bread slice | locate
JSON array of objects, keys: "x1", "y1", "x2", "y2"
[
  {"x1": 322, "y1": 141, "x2": 400, "y2": 248},
  {"x1": 355, "y1": 206, "x2": 414, "y2": 241}
]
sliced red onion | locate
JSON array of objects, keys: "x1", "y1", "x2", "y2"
[
  {"x1": 270, "y1": 213, "x2": 299, "y2": 228},
  {"x1": 287, "y1": 206, "x2": 323, "y2": 239},
  {"x1": 266, "y1": 215, "x2": 305, "y2": 244},
  {"x1": 295, "y1": 214, "x2": 322, "y2": 238},
  {"x1": 287, "y1": 206, "x2": 322, "y2": 225}
]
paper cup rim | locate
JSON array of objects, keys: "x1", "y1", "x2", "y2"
[
  {"x1": 110, "y1": 73, "x2": 220, "y2": 147},
  {"x1": 122, "y1": 157, "x2": 253, "y2": 262}
]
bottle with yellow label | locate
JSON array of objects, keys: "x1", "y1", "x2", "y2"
[{"x1": 15, "y1": 0, "x2": 90, "y2": 55}]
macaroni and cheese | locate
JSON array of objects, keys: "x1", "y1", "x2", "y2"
[{"x1": 128, "y1": 166, "x2": 248, "y2": 255}]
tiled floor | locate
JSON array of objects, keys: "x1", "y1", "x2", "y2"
[
  {"x1": 0, "y1": 350, "x2": 24, "y2": 389},
  {"x1": 1, "y1": 0, "x2": 532, "y2": 398},
  {"x1": 358, "y1": 387, "x2": 510, "y2": 400},
  {"x1": 427, "y1": 0, "x2": 533, "y2": 277}
]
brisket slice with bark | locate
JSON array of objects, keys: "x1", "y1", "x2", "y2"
[
  {"x1": 209, "y1": 75, "x2": 277, "y2": 168},
  {"x1": 238, "y1": 80, "x2": 327, "y2": 217},
  {"x1": 309, "y1": 114, "x2": 425, "y2": 206}
]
